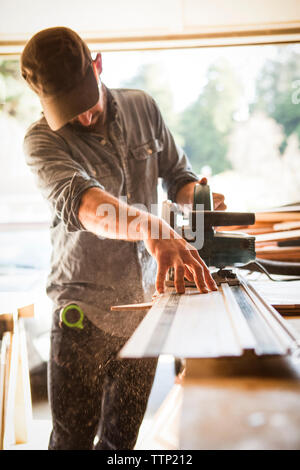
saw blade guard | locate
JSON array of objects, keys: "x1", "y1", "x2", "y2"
[{"x1": 193, "y1": 182, "x2": 214, "y2": 211}]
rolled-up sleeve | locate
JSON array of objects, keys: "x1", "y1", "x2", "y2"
[
  {"x1": 150, "y1": 98, "x2": 199, "y2": 202},
  {"x1": 23, "y1": 125, "x2": 104, "y2": 232}
]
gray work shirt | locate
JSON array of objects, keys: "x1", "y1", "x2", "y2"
[{"x1": 24, "y1": 86, "x2": 198, "y2": 337}]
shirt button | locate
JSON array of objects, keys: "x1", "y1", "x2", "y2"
[
  {"x1": 147, "y1": 148, "x2": 153, "y2": 155},
  {"x1": 101, "y1": 139, "x2": 106, "y2": 145}
]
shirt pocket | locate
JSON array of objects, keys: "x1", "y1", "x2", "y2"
[{"x1": 130, "y1": 138, "x2": 163, "y2": 160}]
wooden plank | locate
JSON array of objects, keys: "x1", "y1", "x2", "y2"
[
  {"x1": 256, "y1": 246, "x2": 300, "y2": 261},
  {"x1": 119, "y1": 294, "x2": 171, "y2": 358},
  {"x1": 257, "y1": 205, "x2": 300, "y2": 213},
  {"x1": 274, "y1": 221, "x2": 300, "y2": 231},
  {"x1": 0, "y1": 293, "x2": 34, "y2": 318},
  {"x1": 2, "y1": 325, "x2": 18, "y2": 449},
  {"x1": 244, "y1": 227, "x2": 275, "y2": 235},
  {"x1": 278, "y1": 309, "x2": 300, "y2": 316},
  {"x1": 120, "y1": 288, "x2": 243, "y2": 358},
  {"x1": 256, "y1": 229, "x2": 300, "y2": 243},
  {"x1": 0, "y1": 314, "x2": 14, "y2": 334},
  {"x1": 17, "y1": 304, "x2": 34, "y2": 319},
  {"x1": 0, "y1": 333, "x2": 10, "y2": 450},
  {"x1": 162, "y1": 289, "x2": 242, "y2": 358},
  {"x1": 240, "y1": 221, "x2": 300, "y2": 235},
  {"x1": 255, "y1": 212, "x2": 300, "y2": 223},
  {"x1": 250, "y1": 280, "x2": 300, "y2": 307},
  {"x1": 14, "y1": 320, "x2": 32, "y2": 444},
  {"x1": 120, "y1": 280, "x2": 297, "y2": 360},
  {"x1": 0, "y1": 302, "x2": 33, "y2": 449},
  {"x1": 111, "y1": 302, "x2": 152, "y2": 311}
]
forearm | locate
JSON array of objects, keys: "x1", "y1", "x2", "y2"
[
  {"x1": 175, "y1": 181, "x2": 198, "y2": 206},
  {"x1": 78, "y1": 187, "x2": 217, "y2": 294},
  {"x1": 78, "y1": 187, "x2": 172, "y2": 241}
]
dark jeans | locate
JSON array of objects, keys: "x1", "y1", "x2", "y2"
[{"x1": 48, "y1": 308, "x2": 157, "y2": 450}]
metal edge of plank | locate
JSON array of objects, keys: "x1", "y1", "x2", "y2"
[
  {"x1": 119, "y1": 292, "x2": 173, "y2": 358},
  {"x1": 221, "y1": 283, "x2": 256, "y2": 351},
  {"x1": 143, "y1": 291, "x2": 182, "y2": 357},
  {"x1": 230, "y1": 284, "x2": 286, "y2": 356}
]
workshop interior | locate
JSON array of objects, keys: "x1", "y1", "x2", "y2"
[{"x1": 1, "y1": 0, "x2": 300, "y2": 452}]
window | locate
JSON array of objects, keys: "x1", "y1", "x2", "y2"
[{"x1": 101, "y1": 44, "x2": 300, "y2": 211}]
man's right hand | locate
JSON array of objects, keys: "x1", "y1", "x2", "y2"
[
  {"x1": 79, "y1": 187, "x2": 218, "y2": 295},
  {"x1": 144, "y1": 219, "x2": 218, "y2": 295}
]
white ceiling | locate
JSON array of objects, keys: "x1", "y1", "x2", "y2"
[{"x1": 1, "y1": 0, "x2": 300, "y2": 54}]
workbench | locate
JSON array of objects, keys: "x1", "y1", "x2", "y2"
[
  {"x1": 181, "y1": 344, "x2": 300, "y2": 449},
  {"x1": 179, "y1": 278, "x2": 300, "y2": 450},
  {"x1": 121, "y1": 276, "x2": 300, "y2": 450}
]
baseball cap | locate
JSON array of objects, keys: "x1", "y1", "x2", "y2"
[{"x1": 20, "y1": 27, "x2": 99, "y2": 131}]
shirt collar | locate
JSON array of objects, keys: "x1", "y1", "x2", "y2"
[{"x1": 104, "y1": 84, "x2": 119, "y2": 125}]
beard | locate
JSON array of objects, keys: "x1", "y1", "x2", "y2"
[
  {"x1": 69, "y1": 112, "x2": 102, "y2": 132},
  {"x1": 68, "y1": 86, "x2": 108, "y2": 134}
]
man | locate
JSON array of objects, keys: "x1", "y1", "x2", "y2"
[{"x1": 21, "y1": 27, "x2": 225, "y2": 450}]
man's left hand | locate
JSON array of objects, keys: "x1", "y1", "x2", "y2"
[
  {"x1": 176, "y1": 177, "x2": 227, "y2": 210},
  {"x1": 198, "y1": 177, "x2": 226, "y2": 210}
]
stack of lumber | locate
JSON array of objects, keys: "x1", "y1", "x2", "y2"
[
  {"x1": 254, "y1": 204, "x2": 300, "y2": 261},
  {"x1": 0, "y1": 302, "x2": 33, "y2": 449},
  {"x1": 217, "y1": 203, "x2": 300, "y2": 262},
  {"x1": 0, "y1": 314, "x2": 16, "y2": 449}
]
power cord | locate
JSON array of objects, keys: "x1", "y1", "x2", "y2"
[{"x1": 244, "y1": 260, "x2": 300, "y2": 282}]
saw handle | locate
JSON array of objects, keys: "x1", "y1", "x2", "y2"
[
  {"x1": 191, "y1": 210, "x2": 255, "y2": 229},
  {"x1": 193, "y1": 183, "x2": 213, "y2": 211},
  {"x1": 192, "y1": 183, "x2": 255, "y2": 228}
]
